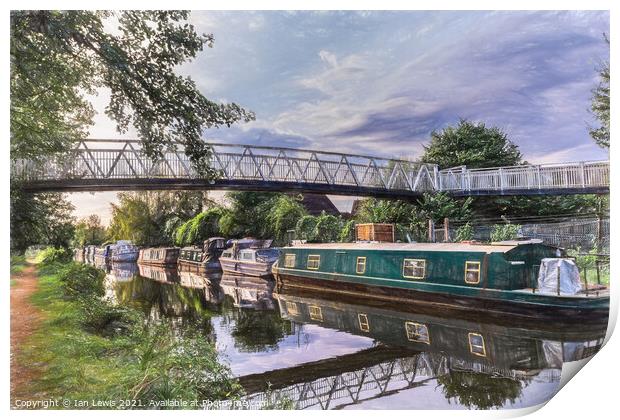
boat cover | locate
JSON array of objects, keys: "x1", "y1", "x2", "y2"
[{"x1": 537, "y1": 258, "x2": 582, "y2": 295}]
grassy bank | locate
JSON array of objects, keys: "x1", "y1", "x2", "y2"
[{"x1": 19, "y1": 257, "x2": 243, "y2": 409}]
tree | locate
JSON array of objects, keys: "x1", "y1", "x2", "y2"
[
  {"x1": 218, "y1": 192, "x2": 280, "y2": 239},
  {"x1": 107, "y1": 194, "x2": 156, "y2": 246},
  {"x1": 174, "y1": 207, "x2": 226, "y2": 246},
  {"x1": 422, "y1": 119, "x2": 522, "y2": 169},
  {"x1": 589, "y1": 35, "x2": 610, "y2": 149},
  {"x1": 266, "y1": 195, "x2": 307, "y2": 244},
  {"x1": 10, "y1": 10, "x2": 254, "y2": 174},
  {"x1": 355, "y1": 198, "x2": 416, "y2": 225},
  {"x1": 10, "y1": 190, "x2": 75, "y2": 251},
  {"x1": 73, "y1": 214, "x2": 106, "y2": 247}
]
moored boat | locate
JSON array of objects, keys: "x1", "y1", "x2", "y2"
[
  {"x1": 73, "y1": 247, "x2": 85, "y2": 263},
  {"x1": 273, "y1": 237, "x2": 609, "y2": 325},
  {"x1": 219, "y1": 239, "x2": 280, "y2": 277},
  {"x1": 138, "y1": 247, "x2": 180, "y2": 266},
  {"x1": 94, "y1": 244, "x2": 112, "y2": 264},
  {"x1": 177, "y1": 237, "x2": 227, "y2": 271},
  {"x1": 110, "y1": 240, "x2": 140, "y2": 263}
]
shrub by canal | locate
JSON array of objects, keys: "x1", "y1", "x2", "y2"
[{"x1": 19, "y1": 255, "x2": 243, "y2": 409}]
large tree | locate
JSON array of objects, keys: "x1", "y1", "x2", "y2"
[
  {"x1": 589, "y1": 36, "x2": 610, "y2": 149},
  {"x1": 10, "y1": 191, "x2": 76, "y2": 251},
  {"x1": 10, "y1": 10, "x2": 254, "y2": 174},
  {"x1": 422, "y1": 119, "x2": 522, "y2": 169}
]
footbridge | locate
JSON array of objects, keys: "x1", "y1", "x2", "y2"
[{"x1": 11, "y1": 139, "x2": 609, "y2": 197}]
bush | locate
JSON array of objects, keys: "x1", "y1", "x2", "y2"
[
  {"x1": 295, "y1": 215, "x2": 318, "y2": 241},
  {"x1": 490, "y1": 224, "x2": 521, "y2": 242},
  {"x1": 133, "y1": 326, "x2": 243, "y2": 403},
  {"x1": 80, "y1": 296, "x2": 142, "y2": 336},
  {"x1": 58, "y1": 263, "x2": 105, "y2": 298},
  {"x1": 36, "y1": 247, "x2": 72, "y2": 265},
  {"x1": 339, "y1": 220, "x2": 356, "y2": 242},
  {"x1": 455, "y1": 223, "x2": 474, "y2": 242},
  {"x1": 311, "y1": 213, "x2": 342, "y2": 243}
]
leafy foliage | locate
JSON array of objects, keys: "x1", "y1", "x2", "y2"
[
  {"x1": 339, "y1": 219, "x2": 356, "y2": 242},
  {"x1": 312, "y1": 213, "x2": 343, "y2": 243},
  {"x1": 454, "y1": 223, "x2": 474, "y2": 242},
  {"x1": 438, "y1": 371, "x2": 525, "y2": 409},
  {"x1": 589, "y1": 35, "x2": 609, "y2": 149},
  {"x1": 489, "y1": 224, "x2": 521, "y2": 242},
  {"x1": 73, "y1": 214, "x2": 106, "y2": 247},
  {"x1": 10, "y1": 189, "x2": 75, "y2": 252},
  {"x1": 11, "y1": 10, "x2": 254, "y2": 174},
  {"x1": 295, "y1": 215, "x2": 319, "y2": 241},
  {"x1": 107, "y1": 191, "x2": 208, "y2": 246},
  {"x1": 58, "y1": 263, "x2": 106, "y2": 299},
  {"x1": 36, "y1": 247, "x2": 73, "y2": 265},
  {"x1": 266, "y1": 195, "x2": 307, "y2": 244},
  {"x1": 174, "y1": 207, "x2": 226, "y2": 246},
  {"x1": 422, "y1": 119, "x2": 522, "y2": 169}
]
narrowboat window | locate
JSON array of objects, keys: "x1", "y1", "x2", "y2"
[
  {"x1": 308, "y1": 305, "x2": 323, "y2": 321},
  {"x1": 285, "y1": 301, "x2": 298, "y2": 315},
  {"x1": 465, "y1": 261, "x2": 481, "y2": 284},
  {"x1": 307, "y1": 255, "x2": 320, "y2": 270},
  {"x1": 356, "y1": 257, "x2": 367, "y2": 274},
  {"x1": 358, "y1": 313, "x2": 370, "y2": 332},
  {"x1": 284, "y1": 254, "x2": 296, "y2": 268},
  {"x1": 405, "y1": 322, "x2": 430, "y2": 344},
  {"x1": 468, "y1": 332, "x2": 486, "y2": 356},
  {"x1": 403, "y1": 259, "x2": 426, "y2": 279},
  {"x1": 241, "y1": 252, "x2": 253, "y2": 260}
]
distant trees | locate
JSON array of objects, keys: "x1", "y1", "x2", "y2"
[
  {"x1": 73, "y1": 215, "x2": 106, "y2": 247},
  {"x1": 589, "y1": 35, "x2": 610, "y2": 149},
  {"x1": 422, "y1": 119, "x2": 522, "y2": 169}
]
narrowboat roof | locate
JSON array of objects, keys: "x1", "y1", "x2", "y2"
[{"x1": 284, "y1": 242, "x2": 542, "y2": 254}]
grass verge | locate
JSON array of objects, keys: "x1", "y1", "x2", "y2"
[{"x1": 18, "y1": 260, "x2": 243, "y2": 409}]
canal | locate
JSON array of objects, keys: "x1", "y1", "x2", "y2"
[{"x1": 101, "y1": 262, "x2": 605, "y2": 410}]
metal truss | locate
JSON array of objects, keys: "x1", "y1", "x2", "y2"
[{"x1": 11, "y1": 139, "x2": 609, "y2": 196}]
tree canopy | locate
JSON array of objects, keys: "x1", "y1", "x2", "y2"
[
  {"x1": 10, "y1": 191, "x2": 75, "y2": 251},
  {"x1": 422, "y1": 119, "x2": 522, "y2": 169},
  {"x1": 10, "y1": 10, "x2": 254, "y2": 174}
]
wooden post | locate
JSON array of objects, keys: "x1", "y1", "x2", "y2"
[
  {"x1": 583, "y1": 266, "x2": 589, "y2": 296},
  {"x1": 556, "y1": 266, "x2": 561, "y2": 296},
  {"x1": 596, "y1": 260, "x2": 601, "y2": 285},
  {"x1": 428, "y1": 219, "x2": 435, "y2": 243},
  {"x1": 443, "y1": 218, "x2": 450, "y2": 242}
]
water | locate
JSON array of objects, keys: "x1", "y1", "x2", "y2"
[{"x1": 101, "y1": 262, "x2": 605, "y2": 410}]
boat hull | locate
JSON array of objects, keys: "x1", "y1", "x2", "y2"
[
  {"x1": 177, "y1": 259, "x2": 221, "y2": 272},
  {"x1": 110, "y1": 252, "x2": 139, "y2": 263},
  {"x1": 220, "y1": 258, "x2": 274, "y2": 277},
  {"x1": 275, "y1": 270, "x2": 609, "y2": 328}
]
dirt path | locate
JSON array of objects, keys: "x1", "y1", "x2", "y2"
[{"x1": 10, "y1": 263, "x2": 43, "y2": 403}]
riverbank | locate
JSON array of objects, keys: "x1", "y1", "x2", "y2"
[{"x1": 11, "y1": 256, "x2": 243, "y2": 409}]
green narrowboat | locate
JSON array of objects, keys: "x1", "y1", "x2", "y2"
[{"x1": 273, "y1": 241, "x2": 609, "y2": 325}]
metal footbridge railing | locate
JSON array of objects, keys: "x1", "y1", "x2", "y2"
[{"x1": 11, "y1": 139, "x2": 609, "y2": 196}]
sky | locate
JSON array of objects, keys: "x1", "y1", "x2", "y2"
[{"x1": 71, "y1": 10, "x2": 610, "y2": 224}]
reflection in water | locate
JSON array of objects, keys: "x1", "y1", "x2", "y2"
[{"x1": 99, "y1": 262, "x2": 606, "y2": 410}]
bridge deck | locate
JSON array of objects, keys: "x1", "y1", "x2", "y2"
[{"x1": 11, "y1": 140, "x2": 609, "y2": 196}]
